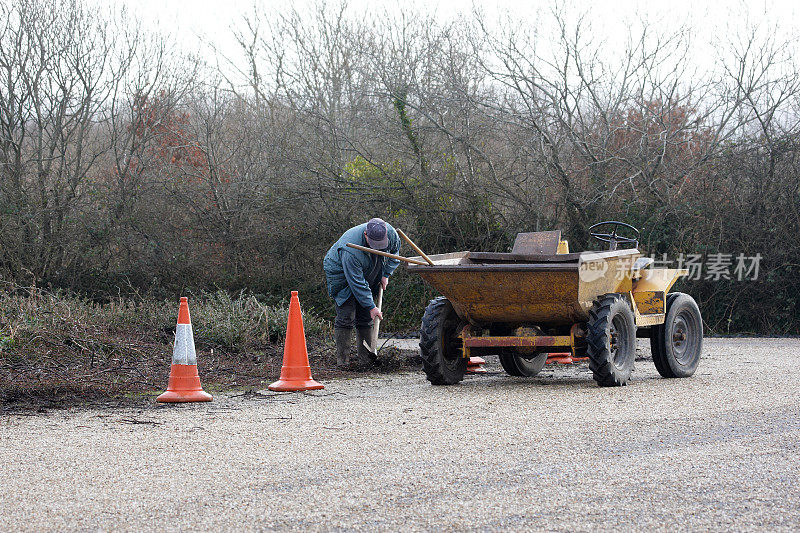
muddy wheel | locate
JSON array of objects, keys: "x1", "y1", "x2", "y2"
[
  {"x1": 650, "y1": 293, "x2": 703, "y2": 378},
  {"x1": 498, "y1": 351, "x2": 547, "y2": 377},
  {"x1": 587, "y1": 294, "x2": 637, "y2": 386},
  {"x1": 419, "y1": 297, "x2": 467, "y2": 385}
]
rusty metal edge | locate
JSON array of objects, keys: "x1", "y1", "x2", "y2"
[{"x1": 463, "y1": 335, "x2": 573, "y2": 348}]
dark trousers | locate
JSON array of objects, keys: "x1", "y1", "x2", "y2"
[
  {"x1": 334, "y1": 285, "x2": 380, "y2": 329},
  {"x1": 333, "y1": 254, "x2": 382, "y2": 329}
]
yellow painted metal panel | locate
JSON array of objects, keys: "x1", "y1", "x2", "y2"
[
  {"x1": 633, "y1": 290, "x2": 665, "y2": 315},
  {"x1": 576, "y1": 252, "x2": 639, "y2": 311},
  {"x1": 633, "y1": 268, "x2": 688, "y2": 293}
]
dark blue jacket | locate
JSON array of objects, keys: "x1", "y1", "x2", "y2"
[{"x1": 323, "y1": 223, "x2": 401, "y2": 308}]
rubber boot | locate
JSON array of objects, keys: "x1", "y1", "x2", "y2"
[
  {"x1": 355, "y1": 327, "x2": 378, "y2": 368},
  {"x1": 334, "y1": 328, "x2": 353, "y2": 369}
]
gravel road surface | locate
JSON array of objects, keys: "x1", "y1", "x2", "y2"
[{"x1": 2, "y1": 338, "x2": 799, "y2": 532}]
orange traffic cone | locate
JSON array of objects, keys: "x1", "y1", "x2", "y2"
[
  {"x1": 466, "y1": 356, "x2": 487, "y2": 374},
  {"x1": 268, "y1": 291, "x2": 324, "y2": 392},
  {"x1": 157, "y1": 297, "x2": 213, "y2": 403},
  {"x1": 546, "y1": 353, "x2": 574, "y2": 364},
  {"x1": 545, "y1": 353, "x2": 589, "y2": 364}
]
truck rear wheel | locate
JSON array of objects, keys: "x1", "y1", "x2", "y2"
[
  {"x1": 650, "y1": 293, "x2": 702, "y2": 378},
  {"x1": 419, "y1": 298, "x2": 467, "y2": 385},
  {"x1": 649, "y1": 292, "x2": 678, "y2": 365},
  {"x1": 498, "y1": 351, "x2": 547, "y2": 377},
  {"x1": 587, "y1": 294, "x2": 637, "y2": 386}
]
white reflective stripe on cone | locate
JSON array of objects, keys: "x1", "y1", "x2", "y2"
[{"x1": 173, "y1": 323, "x2": 197, "y2": 365}]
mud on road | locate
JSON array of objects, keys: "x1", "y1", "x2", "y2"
[{"x1": 2, "y1": 338, "x2": 799, "y2": 531}]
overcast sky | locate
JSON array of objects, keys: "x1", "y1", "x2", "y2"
[{"x1": 114, "y1": 0, "x2": 798, "y2": 79}]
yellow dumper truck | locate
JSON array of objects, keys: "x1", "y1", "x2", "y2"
[{"x1": 409, "y1": 222, "x2": 702, "y2": 387}]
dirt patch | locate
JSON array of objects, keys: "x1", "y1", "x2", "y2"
[{"x1": 0, "y1": 289, "x2": 418, "y2": 411}]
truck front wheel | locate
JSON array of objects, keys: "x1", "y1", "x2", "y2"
[
  {"x1": 419, "y1": 297, "x2": 467, "y2": 385},
  {"x1": 587, "y1": 294, "x2": 637, "y2": 386}
]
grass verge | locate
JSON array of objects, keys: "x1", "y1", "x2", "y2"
[
  {"x1": 0, "y1": 287, "x2": 338, "y2": 409},
  {"x1": 0, "y1": 287, "x2": 419, "y2": 411}
]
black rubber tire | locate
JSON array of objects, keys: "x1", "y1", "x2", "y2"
[
  {"x1": 498, "y1": 351, "x2": 547, "y2": 377},
  {"x1": 587, "y1": 294, "x2": 637, "y2": 386},
  {"x1": 650, "y1": 293, "x2": 703, "y2": 378},
  {"x1": 649, "y1": 292, "x2": 680, "y2": 363},
  {"x1": 419, "y1": 297, "x2": 467, "y2": 385}
]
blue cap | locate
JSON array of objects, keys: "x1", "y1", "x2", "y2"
[{"x1": 366, "y1": 218, "x2": 389, "y2": 250}]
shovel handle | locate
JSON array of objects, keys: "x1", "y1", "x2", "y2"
[
  {"x1": 368, "y1": 286, "x2": 383, "y2": 353},
  {"x1": 346, "y1": 243, "x2": 428, "y2": 265},
  {"x1": 397, "y1": 229, "x2": 435, "y2": 266}
]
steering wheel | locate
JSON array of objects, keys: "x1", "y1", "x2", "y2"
[{"x1": 588, "y1": 221, "x2": 640, "y2": 251}]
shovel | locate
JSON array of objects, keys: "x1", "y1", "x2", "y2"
[
  {"x1": 363, "y1": 285, "x2": 383, "y2": 358},
  {"x1": 353, "y1": 228, "x2": 432, "y2": 358}
]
